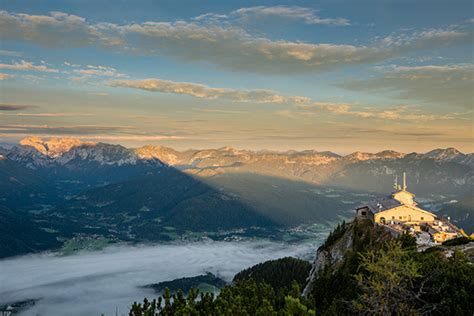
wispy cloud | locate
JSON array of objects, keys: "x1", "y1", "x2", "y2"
[
  {"x1": 192, "y1": 108, "x2": 249, "y2": 114},
  {"x1": 0, "y1": 11, "x2": 470, "y2": 74},
  {"x1": 0, "y1": 60, "x2": 58, "y2": 72},
  {"x1": 0, "y1": 49, "x2": 22, "y2": 56},
  {"x1": 0, "y1": 103, "x2": 36, "y2": 111},
  {"x1": 11, "y1": 112, "x2": 93, "y2": 117},
  {"x1": 109, "y1": 78, "x2": 287, "y2": 103},
  {"x1": 88, "y1": 92, "x2": 109, "y2": 96},
  {"x1": 72, "y1": 65, "x2": 124, "y2": 77},
  {"x1": 0, "y1": 124, "x2": 132, "y2": 135},
  {"x1": 0, "y1": 73, "x2": 14, "y2": 80},
  {"x1": 109, "y1": 77, "x2": 460, "y2": 122},
  {"x1": 230, "y1": 6, "x2": 350, "y2": 26},
  {"x1": 293, "y1": 102, "x2": 461, "y2": 122},
  {"x1": 340, "y1": 64, "x2": 474, "y2": 108}
]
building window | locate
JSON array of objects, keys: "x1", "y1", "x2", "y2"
[
  {"x1": 399, "y1": 216, "x2": 402, "y2": 220},
  {"x1": 420, "y1": 217, "x2": 424, "y2": 220},
  {"x1": 361, "y1": 211, "x2": 367, "y2": 216},
  {"x1": 392, "y1": 216, "x2": 395, "y2": 220}
]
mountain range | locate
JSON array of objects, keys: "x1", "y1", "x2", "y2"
[
  {"x1": 0, "y1": 137, "x2": 472, "y2": 258},
  {"x1": 3, "y1": 137, "x2": 472, "y2": 195}
]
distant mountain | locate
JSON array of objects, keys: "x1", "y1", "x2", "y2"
[
  {"x1": 7, "y1": 137, "x2": 164, "y2": 169},
  {"x1": 130, "y1": 145, "x2": 473, "y2": 196},
  {"x1": 0, "y1": 206, "x2": 61, "y2": 258},
  {"x1": 2, "y1": 137, "x2": 472, "y2": 207},
  {"x1": 59, "y1": 169, "x2": 276, "y2": 236},
  {"x1": 0, "y1": 156, "x2": 53, "y2": 208},
  {"x1": 438, "y1": 196, "x2": 474, "y2": 234},
  {"x1": 0, "y1": 137, "x2": 472, "y2": 258},
  {"x1": 2, "y1": 137, "x2": 166, "y2": 197}
]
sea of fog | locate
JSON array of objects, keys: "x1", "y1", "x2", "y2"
[{"x1": 0, "y1": 240, "x2": 319, "y2": 316}]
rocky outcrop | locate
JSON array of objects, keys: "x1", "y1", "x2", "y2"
[{"x1": 302, "y1": 221, "x2": 355, "y2": 296}]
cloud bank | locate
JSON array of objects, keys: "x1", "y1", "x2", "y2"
[
  {"x1": 0, "y1": 241, "x2": 316, "y2": 316},
  {"x1": 0, "y1": 10, "x2": 471, "y2": 74},
  {"x1": 341, "y1": 64, "x2": 474, "y2": 108},
  {"x1": 109, "y1": 77, "x2": 460, "y2": 122}
]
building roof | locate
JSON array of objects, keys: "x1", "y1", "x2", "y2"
[
  {"x1": 363, "y1": 196, "x2": 403, "y2": 214},
  {"x1": 357, "y1": 193, "x2": 437, "y2": 217},
  {"x1": 392, "y1": 189, "x2": 415, "y2": 197}
]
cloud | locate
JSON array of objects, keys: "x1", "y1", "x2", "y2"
[
  {"x1": 340, "y1": 64, "x2": 474, "y2": 108},
  {"x1": 0, "y1": 73, "x2": 14, "y2": 80},
  {"x1": 0, "y1": 241, "x2": 315, "y2": 316},
  {"x1": 231, "y1": 6, "x2": 350, "y2": 26},
  {"x1": 0, "y1": 123, "x2": 187, "y2": 141},
  {"x1": 0, "y1": 11, "x2": 471, "y2": 75},
  {"x1": 12, "y1": 112, "x2": 93, "y2": 117},
  {"x1": 109, "y1": 77, "x2": 462, "y2": 122},
  {"x1": 291, "y1": 100, "x2": 461, "y2": 122},
  {"x1": 69, "y1": 64, "x2": 125, "y2": 78},
  {"x1": 0, "y1": 103, "x2": 36, "y2": 111},
  {"x1": 73, "y1": 68, "x2": 124, "y2": 77},
  {"x1": 0, "y1": 49, "x2": 22, "y2": 56},
  {"x1": 0, "y1": 124, "x2": 132, "y2": 135},
  {"x1": 0, "y1": 10, "x2": 99, "y2": 47},
  {"x1": 64, "y1": 61, "x2": 80, "y2": 67},
  {"x1": 69, "y1": 76, "x2": 88, "y2": 82},
  {"x1": 0, "y1": 60, "x2": 58, "y2": 72},
  {"x1": 192, "y1": 108, "x2": 249, "y2": 114},
  {"x1": 88, "y1": 92, "x2": 109, "y2": 96},
  {"x1": 77, "y1": 135, "x2": 186, "y2": 141},
  {"x1": 109, "y1": 78, "x2": 288, "y2": 103}
]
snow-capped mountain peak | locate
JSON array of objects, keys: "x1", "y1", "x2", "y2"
[{"x1": 19, "y1": 137, "x2": 95, "y2": 158}]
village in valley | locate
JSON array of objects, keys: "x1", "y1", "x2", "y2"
[{"x1": 356, "y1": 173, "x2": 465, "y2": 248}]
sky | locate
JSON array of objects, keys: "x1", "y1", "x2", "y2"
[{"x1": 0, "y1": 0, "x2": 472, "y2": 153}]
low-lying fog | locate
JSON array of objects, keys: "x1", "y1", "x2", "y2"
[{"x1": 0, "y1": 240, "x2": 318, "y2": 316}]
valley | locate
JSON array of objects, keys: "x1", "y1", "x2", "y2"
[{"x1": 0, "y1": 137, "x2": 472, "y2": 259}]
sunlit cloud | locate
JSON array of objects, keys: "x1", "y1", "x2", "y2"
[
  {"x1": 0, "y1": 11, "x2": 99, "y2": 47},
  {"x1": 0, "y1": 10, "x2": 470, "y2": 74},
  {"x1": 73, "y1": 65, "x2": 124, "y2": 77},
  {"x1": 0, "y1": 124, "x2": 133, "y2": 135},
  {"x1": 109, "y1": 78, "x2": 288, "y2": 103},
  {"x1": 0, "y1": 60, "x2": 58, "y2": 72},
  {"x1": 293, "y1": 102, "x2": 461, "y2": 122},
  {"x1": 0, "y1": 73, "x2": 14, "y2": 80},
  {"x1": 230, "y1": 6, "x2": 350, "y2": 26},
  {"x1": 109, "y1": 77, "x2": 460, "y2": 122},
  {"x1": 192, "y1": 108, "x2": 249, "y2": 114},
  {"x1": 340, "y1": 64, "x2": 474, "y2": 108},
  {"x1": 12, "y1": 112, "x2": 93, "y2": 117}
]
